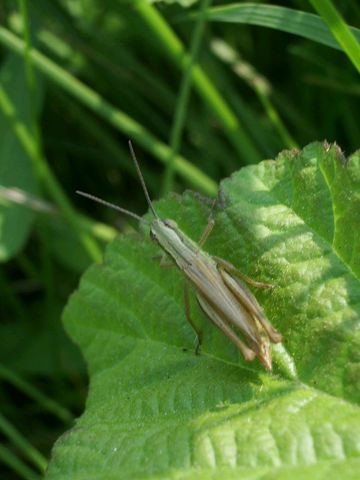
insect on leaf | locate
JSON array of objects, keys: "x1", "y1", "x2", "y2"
[{"x1": 47, "y1": 142, "x2": 360, "y2": 480}]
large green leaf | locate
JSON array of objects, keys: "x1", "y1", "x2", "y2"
[{"x1": 47, "y1": 143, "x2": 360, "y2": 479}]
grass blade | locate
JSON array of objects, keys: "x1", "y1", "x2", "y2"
[
  {"x1": 309, "y1": 0, "x2": 360, "y2": 73},
  {"x1": 0, "y1": 413, "x2": 47, "y2": 473},
  {"x1": 136, "y1": 0, "x2": 261, "y2": 164},
  {"x1": 162, "y1": 0, "x2": 213, "y2": 194},
  {"x1": 0, "y1": 26, "x2": 217, "y2": 195},
  {"x1": 195, "y1": 3, "x2": 360, "y2": 51}
]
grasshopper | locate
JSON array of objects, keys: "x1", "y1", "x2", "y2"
[{"x1": 77, "y1": 141, "x2": 282, "y2": 370}]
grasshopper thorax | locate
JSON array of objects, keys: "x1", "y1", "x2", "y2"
[
  {"x1": 149, "y1": 218, "x2": 194, "y2": 268},
  {"x1": 149, "y1": 218, "x2": 178, "y2": 245}
]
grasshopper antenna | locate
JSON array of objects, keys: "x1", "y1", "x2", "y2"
[
  {"x1": 76, "y1": 191, "x2": 150, "y2": 225},
  {"x1": 128, "y1": 140, "x2": 159, "y2": 218}
]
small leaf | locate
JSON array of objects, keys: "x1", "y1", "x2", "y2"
[{"x1": 47, "y1": 143, "x2": 360, "y2": 479}]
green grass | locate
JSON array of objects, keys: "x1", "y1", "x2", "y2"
[{"x1": 0, "y1": 0, "x2": 359, "y2": 478}]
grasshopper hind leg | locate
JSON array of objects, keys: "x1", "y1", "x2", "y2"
[{"x1": 212, "y1": 256, "x2": 274, "y2": 289}]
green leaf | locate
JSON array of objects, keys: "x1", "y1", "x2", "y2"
[
  {"x1": 47, "y1": 143, "x2": 360, "y2": 479},
  {"x1": 198, "y1": 3, "x2": 360, "y2": 52},
  {"x1": 39, "y1": 216, "x2": 96, "y2": 274},
  {"x1": 0, "y1": 55, "x2": 41, "y2": 262}
]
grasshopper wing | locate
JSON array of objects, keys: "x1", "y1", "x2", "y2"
[
  {"x1": 196, "y1": 292, "x2": 256, "y2": 363},
  {"x1": 219, "y1": 268, "x2": 282, "y2": 344}
]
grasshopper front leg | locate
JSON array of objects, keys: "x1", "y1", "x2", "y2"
[
  {"x1": 159, "y1": 253, "x2": 174, "y2": 268},
  {"x1": 158, "y1": 254, "x2": 203, "y2": 354},
  {"x1": 197, "y1": 200, "x2": 273, "y2": 290},
  {"x1": 184, "y1": 280, "x2": 202, "y2": 355},
  {"x1": 197, "y1": 199, "x2": 216, "y2": 249},
  {"x1": 197, "y1": 217, "x2": 215, "y2": 249},
  {"x1": 181, "y1": 206, "x2": 217, "y2": 355},
  {"x1": 158, "y1": 254, "x2": 202, "y2": 353}
]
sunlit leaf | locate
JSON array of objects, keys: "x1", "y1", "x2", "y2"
[{"x1": 47, "y1": 143, "x2": 360, "y2": 479}]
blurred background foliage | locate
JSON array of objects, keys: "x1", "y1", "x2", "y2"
[{"x1": 0, "y1": 0, "x2": 359, "y2": 478}]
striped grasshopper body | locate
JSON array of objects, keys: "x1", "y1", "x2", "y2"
[
  {"x1": 150, "y1": 217, "x2": 282, "y2": 370},
  {"x1": 77, "y1": 142, "x2": 282, "y2": 371}
]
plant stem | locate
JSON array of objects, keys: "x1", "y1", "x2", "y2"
[
  {"x1": 0, "y1": 363, "x2": 73, "y2": 423},
  {"x1": 0, "y1": 84, "x2": 102, "y2": 261},
  {"x1": 0, "y1": 413, "x2": 47, "y2": 473},
  {"x1": 0, "y1": 26, "x2": 217, "y2": 195},
  {"x1": 135, "y1": 0, "x2": 261, "y2": 164},
  {"x1": 162, "y1": 0, "x2": 213, "y2": 195},
  {"x1": 0, "y1": 445, "x2": 40, "y2": 480}
]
